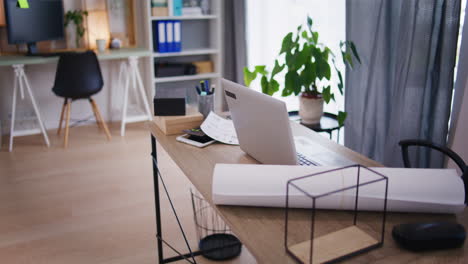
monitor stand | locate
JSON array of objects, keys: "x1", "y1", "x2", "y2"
[{"x1": 26, "y1": 43, "x2": 39, "y2": 56}]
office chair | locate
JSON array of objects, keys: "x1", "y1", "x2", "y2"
[
  {"x1": 52, "y1": 51, "x2": 111, "y2": 148},
  {"x1": 399, "y1": 139, "x2": 467, "y2": 204}
]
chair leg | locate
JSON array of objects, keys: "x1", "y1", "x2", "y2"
[
  {"x1": 89, "y1": 99, "x2": 103, "y2": 131},
  {"x1": 64, "y1": 100, "x2": 72, "y2": 148},
  {"x1": 89, "y1": 98, "x2": 111, "y2": 141},
  {"x1": 57, "y1": 99, "x2": 68, "y2": 135}
]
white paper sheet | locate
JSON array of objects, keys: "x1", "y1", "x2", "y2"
[
  {"x1": 212, "y1": 164, "x2": 466, "y2": 214},
  {"x1": 201, "y1": 112, "x2": 239, "y2": 145}
]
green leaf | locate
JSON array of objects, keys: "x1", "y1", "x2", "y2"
[
  {"x1": 300, "y1": 62, "x2": 316, "y2": 87},
  {"x1": 261, "y1": 75, "x2": 269, "y2": 95},
  {"x1": 301, "y1": 30, "x2": 308, "y2": 39},
  {"x1": 297, "y1": 25, "x2": 302, "y2": 32},
  {"x1": 280, "y1": 32, "x2": 294, "y2": 54},
  {"x1": 269, "y1": 78, "x2": 280, "y2": 95},
  {"x1": 254, "y1": 65, "x2": 268, "y2": 75},
  {"x1": 285, "y1": 71, "x2": 301, "y2": 96},
  {"x1": 330, "y1": 93, "x2": 336, "y2": 102},
  {"x1": 243, "y1": 67, "x2": 257, "y2": 87},
  {"x1": 349, "y1": 42, "x2": 361, "y2": 64},
  {"x1": 316, "y1": 59, "x2": 331, "y2": 80},
  {"x1": 282, "y1": 87, "x2": 293, "y2": 97},
  {"x1": 307, "y1": 16, "x2": 313, "y2": 29},
  {"x1": 271, "y1": 60, "x2": 285, "y2": 78},
  {"x1": 337, "y1": 111, "x2": 347, "y2": 127},
  {"x1": 312, "y1": 32, "x2": 319, "y2": 44},
  {"x1": 285, "y1": 50, "x2": 300, "y2": 70},
  {"x1": 295, "y1": 44, "x2": 311, "y2": 70},
  {"x1": 322, "y1": 86, "x2": 331, "y2": 103},
  {"x1": 344, "y1": 52, "x2": 354, "y2": 68},
  {"x1": 336, "y1": 70, "x2": 344, "y2": 95}
]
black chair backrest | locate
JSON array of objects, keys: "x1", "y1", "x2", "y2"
[
  {"x1": 52, "y1": 51, "x2": 104, "y2": 99},
  {"x1": 399, "y1": 139, "x2": 468, "y2": 204}
]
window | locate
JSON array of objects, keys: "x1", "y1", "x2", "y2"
[{"x1": 246, "y1": 0, "x2": 346, "y2": 114}]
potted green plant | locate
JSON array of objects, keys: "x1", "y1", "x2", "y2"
[
  {"x1": 64, "y1": 10, "x2": 88, "y2": 49},
  {"x1": 243, "y1": 16, "x2": 360, "y2": 126}
]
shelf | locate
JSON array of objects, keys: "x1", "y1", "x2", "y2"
[
  {"x1": 155, "y1": 73, "x2": 220, "y2": 83},
  {"x1": 151, "y1": 15, "x2": 217, "y2": 21},
  {"x1": 154, "y1": 48, "x2": 219, "y2": 58}
]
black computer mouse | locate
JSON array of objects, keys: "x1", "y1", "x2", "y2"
[{"x1": 392, "y1": 222, "x2": 466, "y2": 251}]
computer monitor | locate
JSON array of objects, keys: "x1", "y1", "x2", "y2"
[{"x1": 4, "y1": 0, "x2": 65, "y2": 55}]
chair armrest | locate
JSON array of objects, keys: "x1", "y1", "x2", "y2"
[{"x1": 399, "y1": 139, "x2": 468, "y2": 204}]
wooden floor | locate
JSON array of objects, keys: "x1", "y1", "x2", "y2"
[{"x1": 0, "y1": 123, "x2": 256, "y2": 264}]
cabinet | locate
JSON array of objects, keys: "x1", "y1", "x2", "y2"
[{"x1": 146, "y1": 0, "x2": 223, "y2": 110}]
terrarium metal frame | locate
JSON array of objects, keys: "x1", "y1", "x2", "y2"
[{"x1": 284, "y1": 165, "x2": 389, "y2": 264}]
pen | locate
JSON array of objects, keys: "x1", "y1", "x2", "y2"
[
  {"x1": 200, "y1": 81, "x2": 206, "y2": 92},
  {"x1": 204, "y1": 79, "x2": 209, "y2": 92}
]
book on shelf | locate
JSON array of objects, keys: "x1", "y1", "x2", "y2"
[
  {"x1": 151, "y1": 0, "x2": 169, "y2": 17},
  {"x1": 182, "y1": 0, "x2": 209, "y2": 16},
  {"x1": 173, "y1": 0, "x2": 183, "y2": 16},
  {"x1": 152, "y1": 0, "x2": 210, "y2": 17}
]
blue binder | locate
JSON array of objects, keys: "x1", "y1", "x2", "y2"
[
  {"x1": 173, "y1": 20, "x2": 182, "y2": 52},
  {"x1": 165, "y1": 20, "x2": 174, "y2": 52},
  {"x1": 155, "y1": 21, "x2": 168, "y2": 53}
]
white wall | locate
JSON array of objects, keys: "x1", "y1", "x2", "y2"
[
  {"x1": 449, "y1": 79, "x2": 468, "y2": 169},
  {"x1": 448, "y1": 0, "x2": 468, "y2": 171},
  {"x1": 0, "y1": 0, "x2": 150, "y2": 135}
]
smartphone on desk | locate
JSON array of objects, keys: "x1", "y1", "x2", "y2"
[{"x1": 176, "y1": 134, "x2": 216, "y2": 148}]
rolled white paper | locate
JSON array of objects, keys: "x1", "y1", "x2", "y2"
[{"x1": 212, "y1": 164, "x2": 465, "y2": 214}]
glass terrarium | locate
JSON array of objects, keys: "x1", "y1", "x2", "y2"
[{"x1": 285, "y1": 165, "x2": 389, "y2": 264}]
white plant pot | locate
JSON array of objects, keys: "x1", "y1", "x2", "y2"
[
  {"x1": 299, "y1": 96, "x2": 324, "y2": 125},
  {"x1": 66, "y1": 25, "x2": 77, "y2": 50}
]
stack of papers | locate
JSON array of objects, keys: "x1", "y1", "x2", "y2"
[
  {"x1": 201, "y1": 112, "x2": 239, "y2": 145},
  {"x1": 212, "y1": 164, "x2": 465, "y2": 214}
]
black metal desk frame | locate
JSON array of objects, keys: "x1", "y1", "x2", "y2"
[{"x1": 150, "y1": 135, "x2": 240, "y2": 264}]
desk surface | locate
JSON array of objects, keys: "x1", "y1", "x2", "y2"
[
  {"x1": 148, "y1": 121, "x2": 468, "y2": 263},
  {"x1": 0, "y1": 47, "x2": 151, "y2": 66}
]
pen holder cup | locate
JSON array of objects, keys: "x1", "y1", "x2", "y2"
[
  {"x1": 191, "y1": 190, "x2": 242, "y2": 260},
  {"x1": 197, "y1": 94, "x2": 214, "y2": 119}
]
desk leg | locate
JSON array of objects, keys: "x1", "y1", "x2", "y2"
[
  {"x1": 120, "y1": 57, "x2": 152, "y2": 137},
  {"x1": 151, "y1": 135, "x2": 164, "y2": 263},
  {"x1": 8, "y1": 64, "x2": 50, "y2": 151}
]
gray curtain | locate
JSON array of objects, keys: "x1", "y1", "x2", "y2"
[
  {"x1": 222, "y1": 0, "x2": 247, "y2": 109},
  {"x1": 345, "y1": 0, "x2": 461, "y2": 168}
]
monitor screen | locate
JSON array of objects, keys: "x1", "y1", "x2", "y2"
[{"x1": 4, "y1": 0, "x2": 64, "y2": 45}]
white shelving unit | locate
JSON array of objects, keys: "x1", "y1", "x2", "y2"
[
  {"x1": 151, "y1": 15, "x2": 218, "y2": 21},
  {"x1": 146, "y1": 0, "x2": 224, "y2": 111},
  {"x1": 155, "y1": 72, "x2": 221, "y2": 83},
  {"x1": 153, "y1": 48, "x2": 219, "y2": 58}
]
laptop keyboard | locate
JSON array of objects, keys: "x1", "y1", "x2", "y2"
[{"x1": 297, "y1": 152, "x2": 318, "y2": 166}]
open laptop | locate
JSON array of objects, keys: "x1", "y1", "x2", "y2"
[{"x1": 222, "y1": 78, "x2": 355, "y2": 166}]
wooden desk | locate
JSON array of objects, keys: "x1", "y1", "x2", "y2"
[
  {"x1": 148, "y1": 121, "x2": 468, "y2": 263},
  {"x1": 1, "y1": 47, "x2": 152, "y2": 151},
  {"x1": 0, "y1": 47, "x2": 151, "y2": 66}
]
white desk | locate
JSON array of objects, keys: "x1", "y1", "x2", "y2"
[{"x1": 0, "y1": 48, "x2": 153, "y2": 151}]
